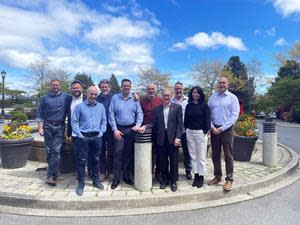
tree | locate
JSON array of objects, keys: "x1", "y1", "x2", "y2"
[
  {"x1": 27, "y1": 56, "x2": 71, "y2": 97},
  {"x1": 74, "y1": 72, "x2": 94, "y2": 92},
  {"x1": 137, "y1": 68, "x2": 171, "y2": 93},
  {"x1": 191, "y1": 59, "x2": 223, "y2": 96},
  {"x1": 223, "y1": 56, "x2": 248, "y2": 111},
  {"x1": 268, "y1": 78, "x2": 300, "y2": 122},
  {"x1": 277, "y1": 60, "x2": 300, "y2": 81},
  {"x1": 289, "y1": 42, "x2": 300, "y2": 62},
  {"x1": 109, "y1": 74, "x2": 121, "y2": 93},
  {"x1": 224, "y1": 56, "x2": 248, "y2": 80},
  {"x1": 27, "y1": 56, "x2": 51, "y2": 96}
]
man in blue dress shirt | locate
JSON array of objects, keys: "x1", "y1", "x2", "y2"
[
  {"x1": 72, "y1": 86, "x2": 107, "y2": 196},
  {"x1": 36, "y1": 79, "x2": 71, "y2": 186},
  {"x1": 108, "y1": 79, "x2": 143, "y2": 189},
  {"x1": 207, "y1": 77, "x2": 240, "y2": 191}
]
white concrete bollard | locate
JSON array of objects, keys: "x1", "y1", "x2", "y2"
[
  {"x1": 134, "y1": 129, "x2": 152, "y2": 192},
  {"x1": 262, "y1": 121, "x2": 277, "y2": 166}
]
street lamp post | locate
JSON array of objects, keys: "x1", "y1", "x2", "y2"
[{"x1": 1, "y1": 70, "x2": 6, "y2": 118}]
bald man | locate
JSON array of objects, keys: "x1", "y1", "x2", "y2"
[
  {"x1": 208, "y1": 77, "x2": 239, "y2": 191},
  {"x1": 71, "y1": 86, "x2": 107, "y2": 196}
]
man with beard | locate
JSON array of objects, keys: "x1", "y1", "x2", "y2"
[{"x1": 36, "y1": 79, "x2": 71, "y2": 186}]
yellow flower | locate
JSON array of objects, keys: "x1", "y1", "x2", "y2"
[
  {"x1": 234, "y1": 114, "x2": 257, "y2": 137},
  {"x1": 1, "y1": 123, "x2": 32, "y2": 141}
]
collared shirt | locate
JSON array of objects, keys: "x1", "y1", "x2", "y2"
[
  {"x1": 71, "y1": 94, "x2": 83, "y2": 115},
  {"x1": 208, "y1": 90, "x2": 240, "y2": 132},
  {"x1": 71, "y1": 100, "x2": 107, "y2": 138},
  {"x1": 36, "y1": 92, "x2": 70, "y2": 122},
  {"x1": 108, "y1": 93, "x2": 143, "y2": 131},
  {"x1": 163, "y1": 102, "x2": 171, "y2": 129},
  {"x1": 96, "y1": 92, "x2": 113, "y2": 118},
  {"x1": 171, "y1": 95, "x2": 188, "y2": 119},
  {"x1": 140, "y1": 95, "x2": 163, "y2": 125},
  {"x1": 70, "y1": 94, "x2": 83, "y2": 137}
]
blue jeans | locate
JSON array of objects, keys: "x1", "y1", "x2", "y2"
[
  {"x1": 76, "y1": 136, "x2": 102, "y2": 184},
  {"x1": 44, "y1": 123, "x2": 65, "y2": 179}
]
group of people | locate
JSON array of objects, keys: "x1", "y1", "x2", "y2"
[{"x1": 36, "y1": 76, "x2": 239, "y2": 196}]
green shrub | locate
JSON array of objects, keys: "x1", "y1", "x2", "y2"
[{"x1": 10, "y1": 111, "x2": 28, "y2": 122}]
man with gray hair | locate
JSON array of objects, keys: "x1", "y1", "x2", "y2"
[
  {"x1": 152, "y1": 88, "x2": 183, "y2": 192},
  {"x1": 72, "y1": 86, "x2": 107, "y2": 196},
  {"x1": 139, "y1": 83, "x2": 163, "y2": 181}
]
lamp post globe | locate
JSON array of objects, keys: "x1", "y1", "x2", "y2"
[{"x1": 1, "y1": 70, "x2": 6, "y2": 118}]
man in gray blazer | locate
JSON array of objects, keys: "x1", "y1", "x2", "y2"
[{"x1": 152, "y1": 88, "x2": 183, "y2": 192}]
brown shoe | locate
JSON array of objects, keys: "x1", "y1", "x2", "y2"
[
  {"x1": 223, "y1": 180, "x2": 233, "y2": 191},
  {"x1": 207, "y1": 177, "x2": 222, "y2": 186},
  {"x1": 46, "y1": 177, "x2": 56, "y2": 186}
]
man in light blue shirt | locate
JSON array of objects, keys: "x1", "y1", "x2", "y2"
[
  {"x1": 108, "y1": 78, "x2": 143, "y2": 189},
  {"x1": 72, "y1": 86, "x2": 107, "y2": 196},
  {"x1": 207, "y1": 77, "x2": 240, "y2": 191}
]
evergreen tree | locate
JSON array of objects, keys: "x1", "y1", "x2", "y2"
[
  {"x1": 109, "y1": 74, "x2": 121, "y2": 93},
  {"x1": 74, "y1": 72, "x2": 94, "y2": 92}
]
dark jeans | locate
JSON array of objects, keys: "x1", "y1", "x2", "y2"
[
  {"x1": 157, "y1": 132, "x2": 179, "y2": 184},
  {"x1": 73, "y1": 137, "x2": 93, "y2": 176},
  {"x1": 99, "y1": 130, "x2": 114, "y2": 175},
  {"x1": 181, "y1": 132, "x2": 192, "y2": 173},
  {"x1": 211, "y1": 127, "x2": 234, "y2": 181},
  {"x1": 44, "y1": 123, "x2": 65, "y2": 179},
  {"x1": 113, "y1": 125, "x2": 134, "y2": 181},
  {"x1": 76, "y1": 136, "x2": 102, "y2": 184}
]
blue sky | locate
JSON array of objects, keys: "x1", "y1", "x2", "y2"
[{"x1": 0, "y1": 0, "x2": 300, "y2": 93}]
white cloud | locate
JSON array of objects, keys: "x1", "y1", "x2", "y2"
[
  {"x1": 274, "y1": 37, "x2": 288, "y2": 46},
  {"x1": 270, "y1": 0, "x2": 300, "y2": 16},
  {"x1": 266, "y1": 27, "x2": 276, "y2": 36},
  {"x1": 170, "y1": 32, "x2": 247, "y2": 51},
  {"x1": 254, "y1": 27, "x2": 276, "y2": 37},
  {"x1": 0, "y1": 0, "x2": 160, "y2": 87}
]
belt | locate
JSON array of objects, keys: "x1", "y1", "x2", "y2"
[
  {"x1": 81, "y1": 131, "x2": 99, "y2": 137},
  {"x1": 117, "y1": 124, "x2": 134, "y2": 128},
  {"x1": 44, "y1": 120, "x2": 65, "y2": 126}
]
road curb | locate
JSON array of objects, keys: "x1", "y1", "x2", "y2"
[{"x1": 0, "y1": 143, "x2": 299, "y2": 217}]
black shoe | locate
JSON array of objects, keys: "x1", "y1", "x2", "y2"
[
  {"x1": 76, "y1": 183, "x2": 84, "y2": 196},
  {"x1": 197, "y1": 176, "x2": 204, "y2": 188},
  {"x1": 170, "y1": 183, "x2": 177, "y2": 192},
  {"x1": 123, "y1": 178, "x2": 134, "y2": 185},
  {"x1": 186, "y1": 171, "x2": 192, "y2": 180},
  {"x1": 93, "y1": 180, "x2": 104, "y2": 190},
  {"x1": 192, "y1": 174, "x2": 199, "y2": 187},
  {"x1": 111, "y1": 179, "x2": 119, "y2": 190},
  {"x1": 160, "y1": 182, "x2": 167, "y2": 189}
]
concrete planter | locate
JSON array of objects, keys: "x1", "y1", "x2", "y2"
[
  {"x1": 0, "y1": 137, "x2": 34, "y2": 169},
  {"x1": 233, "y1": 136, "x2": 258, "y2": 161}
]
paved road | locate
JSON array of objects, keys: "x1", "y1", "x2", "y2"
[
  {"x1": 257, "y1": 119, "x2": 300, "y2": 154},
  {"x1": 0, "y1": 121, "x2": 299, "y2": 225}
]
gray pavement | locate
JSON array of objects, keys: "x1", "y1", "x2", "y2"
[{"x1": 0, "y1": 140, "x2": 298, "y2": 217}]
